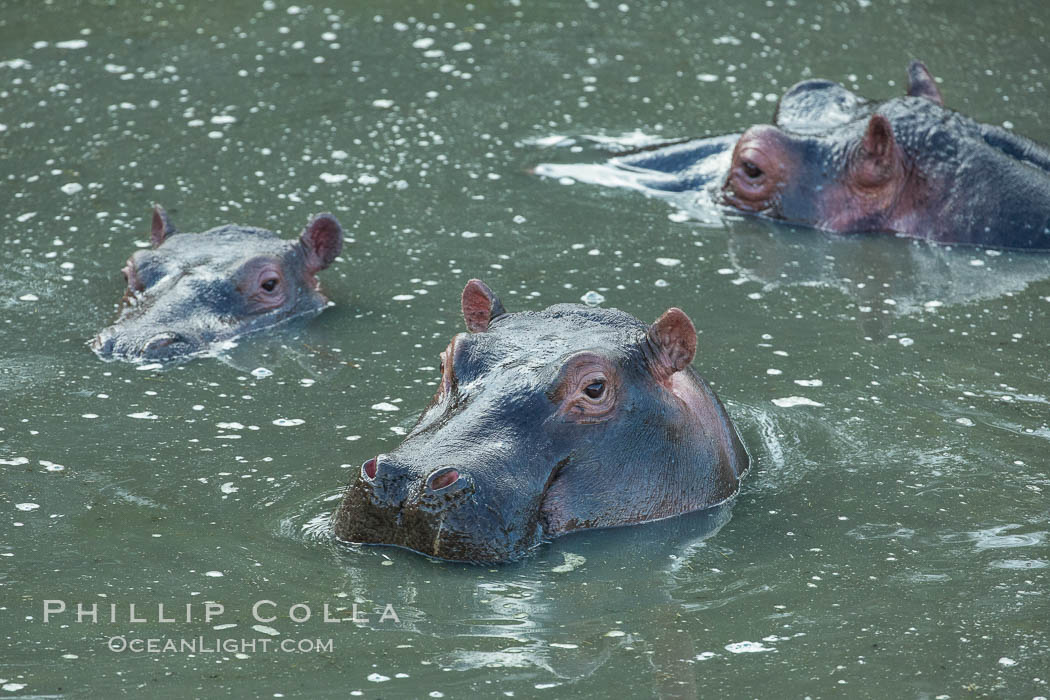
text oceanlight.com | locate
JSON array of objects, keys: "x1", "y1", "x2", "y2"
[{"x1": 107, "y1": 637, "x2": 334, "y2": 654}]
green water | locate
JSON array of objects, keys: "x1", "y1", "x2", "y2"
[{"x1": 2, "y1": 0, "x2": 1049, "y2": 697}]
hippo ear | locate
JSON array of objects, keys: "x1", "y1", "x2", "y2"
[
  {"x1": 151, "y1": 204, "x2": 176, "y2": 248},
  {"x1": 857, "y1": 114, "x2": 900, "y2": 186},
  {"x1": 300, "y1": 213, "x2": 343, "y2": 273},
  {"x1": 646, "y1": 307, "x2": 697, "y2": 378},
  {"x1": 905, "y1": 60, "x2": 944, "y2": 106},
  {"x1": 461, "y1": 279, "x2": 507, "y2": 333}
]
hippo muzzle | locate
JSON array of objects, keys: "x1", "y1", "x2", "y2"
[{"x1": 336, "y1": 454, "x2": 538, "y2": 564}]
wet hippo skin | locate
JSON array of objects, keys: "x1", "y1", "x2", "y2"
[{"x1": 333, "y1": 279, "x2": 750, "y2": 564}]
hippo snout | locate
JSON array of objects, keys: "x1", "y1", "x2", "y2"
[
  {"x1": 89, "y1": 332, "x2": 116, "y2": 358},
  {"x1": 358, "y1": 456, "x2": 470, "y2": 504},
  {"x1": 90, "y1": 326, "x2": 202, "y2": 362}
]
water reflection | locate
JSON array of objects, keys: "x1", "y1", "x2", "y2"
[{"x1": 287, "y1": 491, "x2": 740, "y2": 691}]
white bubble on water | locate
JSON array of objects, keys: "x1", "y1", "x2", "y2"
[
  {"x1": 368, "y1": 673, "x2": 391, "y2": 682},
  {"x1": 18, "y1": 294, "x2": 39, "y2": 302},
  {"x1": 204, "y1": 570, "x2": 224, "y2": 577},
  {"x1": 998, "y1": 657, "x2": 1017, "y2": 667},
  {"x1": 580, "y1": 290, "x2": 605, "y2": 306},
  {"x1": 551, "y1": 552, "x2": 586, "y2": 573},
  {"x1": 251, "y1": 367, "x2": 273, "y2": 378},
  {"x1": 794, "y1": 379, "x2": 823, "y2": 387},
  {"x1": 955, "y1": 417, "x2": 974, "y2": 427},
  {"x1": 320, "y1": 172, "x2": 348, "y2": 184},
  {"x1": 40, "y1": 461, "x2": 64, "y2": 472},
  {"x1": 55, "y1": 39, "x2": 88, "y2": 49},
  {"x1": 128, "y1": 412, "x2": 159, "y2": 420},
  {"x1": 273, "y1": 418, "x2": 305, "y2": 427},
  {"x1": 372, "y1": 99, "x2": 394, "y2": 109},
  {"x1": 15, "y1": 503, "x2": 40, "y2": 512},
  {"x1": 725, "y1": 641, "x2": 775, "y2": 653},
  {"x1": 655, "y1": 257, "x2": 681, "y2": 267},
  {"x1": 60, "y1": 183, "x2": 82, "y2": 195},
  {"x1": 772, "y1": 396, "x2": 824, "y2": 408},
  {"x1": 372, "y1": 402, "x2": 399, "y2": 412},
  {"x1": 392, "y1": 294, "x2": 415, "y2": 301}
]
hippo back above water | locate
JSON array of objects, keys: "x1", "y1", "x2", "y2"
[
  {"x1": 92, "y1": 206, "x2": 343, "y2": 362},
  {"x1": 333, "y1": 280, "x2": 750, "y2": 564},
  {"x1": 535, "y1": 61, "x2": 1050, "y2": 250}
]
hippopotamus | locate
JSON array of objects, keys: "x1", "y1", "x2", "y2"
[
  {"x1": 92, "y1": 205, "x2": 343, "y2": 362},
  {"x1": 534, "y1": 61, "x2": 1050, "y2": 250},
  {"x1": 333, "y1": 279, "x2": 749, "y2": 563}
]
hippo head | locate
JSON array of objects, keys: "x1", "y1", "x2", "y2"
[
  {"x1": 91, "y1": 206, "x2": 343, "y2": 362},
  {"x1": 720, "y1": 60, "x2": 1050, "y2": 247},
  {"x1": 721, "y1": 62, "x2": 944, "y2": 230},
  {"x1": 333, "y1": 280, "x2": 749, "y2": 564}
]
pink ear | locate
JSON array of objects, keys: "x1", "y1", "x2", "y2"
[
  {"x1": 862, "y1": 114, "x2": 896, "y2": 159},
  {"x1": 906, "y1": 60, "x2": 943, "y2": 106},
  {"x1": 300, "y1": 213, "x2": 343, "y2": 273},
  {"x1": 461, "y1": 279, "x2": 507, "y2": 333},
  {"x1": 151, "y1": 204, "x2": 175, "y2": 248},
  {"x1": 647, "y1": 307, "x2": 697, "y2": 377},
  {"x1": 855, "y1": 114, "x2": 901, "y2": 187}
]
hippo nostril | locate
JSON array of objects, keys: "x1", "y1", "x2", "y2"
[
  {"x1": 427, "y1": 468, "x2": 460, "y2": 491},
  {"x1": 362, "y1": 458, "x2": 378, "y2": 480},
  {"x1": 143, "y1": 332, "x2": 182, "y2": 355}
]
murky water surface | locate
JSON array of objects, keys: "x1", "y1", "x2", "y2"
[{"x1": 2, "y1": 0, "x2": 1048, "y2": 697}]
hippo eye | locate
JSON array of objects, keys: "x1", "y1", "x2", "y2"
[
  {"x1": 741, "y1": 160, "x2": 764, "y2": 179},
  {"x1": 261, "y1": 278, "x2": 279, "y2": 292},
  {"x1": 583, "y1": 380, "x2": 605, "y2": 400}
]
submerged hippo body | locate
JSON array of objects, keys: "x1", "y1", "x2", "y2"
[
  {"x1": 535, "y1": 61, "x2": 1050, "y2": 250},
  {"x1": 92, "y1": 206, "x2": 343, "y2": 362},
  {"x1": 333, "y1": 280, "x2": 749, "y2": 564}
]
